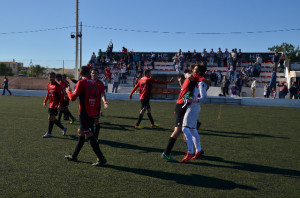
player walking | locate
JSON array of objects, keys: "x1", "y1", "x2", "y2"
[
  {"x1": 91, "y1": 69, "x2": 108, "y2": 140},
  {"x1": 55, "y1": 74, "x2": 76, "y2": 124},
  {"x1": 129, "y1": 69, "x2": 173, "y2": 129},
  {"x1": 65, "y1": 66, "x2": 106, "y2": 166},
  {"x1": 162, "y1": 64, "x2": 204, "y2": 162},
  {"x1": 181, "y1": 65, "x2": 208, "y2": 162},
  {"x1": 43, "y1": 72, "x2": 67, "y2": 138},
  {"x1": 2, "y1": 75, "x2": 12, "y2": 95}
]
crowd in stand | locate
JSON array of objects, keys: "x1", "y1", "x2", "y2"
[{"x1": 86, "y1": 42, "x2": 299, "y2": 99}]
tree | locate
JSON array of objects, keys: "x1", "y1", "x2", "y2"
[
  {"x1": 0, "y1": 63, "x2": 13, "y2": 76},
  {"x1": 268, "y1": 42, "x2": 300, "y2": 62},
  {"x1": 31, "y1": 65, "x2": 45, "y2": 77}
]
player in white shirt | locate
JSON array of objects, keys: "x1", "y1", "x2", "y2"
[{"x1": 181, "y1": 65, "x2": 208, "y2": 162}]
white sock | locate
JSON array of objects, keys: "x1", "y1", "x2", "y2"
[
  {"x1": 182, "y1": 127, "x2": 194, "y2": 154},
  {"x1": 190, "y1": 128, "x2": 202, "y2": 152}
]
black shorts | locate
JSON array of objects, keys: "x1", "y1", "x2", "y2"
[
  {"x1": 174, "y1": 103, "x2": 187, "y2": 127},
  {"x1": 141, "y1": 99, "x2": 151, "y2": 110},
  {"x1": 48, "y1": 108, "x2": 58, "y2": 116},
  {"x1": 61, "y1": 100, "x2": 69, "y2": 109},
  {"x1": 79, "y1": 111, "x2": 95, "y2": 133}
]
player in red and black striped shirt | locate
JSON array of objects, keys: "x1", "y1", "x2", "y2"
[
  {"x1": 43, "y1": 72, "x2": 67, "y2": 138},
  {"x1": 129, "y1": 69, "x2": 174, "y2": 129},
  {"x1": 91, "y1": 69, "x2": 108, "y2": 140},
  {"x1": 65, "y1": 66, "x2": 106, "y2": 166}
]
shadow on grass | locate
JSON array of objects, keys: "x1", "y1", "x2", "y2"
[
  {"x1": 200, "y1": 129, "x2": 289, "y2": 139},
  {"x1": 109, "y1": 115, "x2": 139, "y2": 120},
  {"x1": 195, "y1": 155, "x2": 300, "y2": 178},
  {"x1": 100, "y1": 139, "x2": 185, "y2": 155},
  {"x1": 105, "y1": 164, "x2": 257, "y2": 190}
]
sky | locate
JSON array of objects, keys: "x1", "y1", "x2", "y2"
[{"x1": 0, "y1": 0, "x2": 299, "y2": 69}]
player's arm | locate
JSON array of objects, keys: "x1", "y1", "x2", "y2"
[
  {"x1": 67, "y1": 81, "x2": 82, "y2": 101},
  {"x1": 101, "y1": 93, "x2": 108, "y2": 109},
  {"x1": 129, "y1": 81, "x2": 139, "y2": 99},
  {"x1": 193, "y1": 82, "x2": 207, "y2": 103},
  {"x1": 57, "y1": 86, "x2": 64, "y2": 106},
  {"x1": 151, "y1": 77, "x2": 174, "y2": 84},
  {"x1": 43, "y1": 89, "x2": 49, "y2": 107}
]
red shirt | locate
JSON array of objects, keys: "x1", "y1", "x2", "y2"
[
  {"x1": 67, "y1": 77, "x2": 100, "y2": 117},
  {"x1": 130, "y1": 76, "x2": 169, "y2": 100},
  {"x1": 44, "y1": 82, "x2": 64, "y2": 108},
  {"x1": 59, "y1": 80, "x2": 70, "y2": 101},
  {"x1": 95, "y1": 80, "x2": 105, "y2": 95},
  {"x1": 177, "y1": 73, "x2": 204, "y2": 104}
]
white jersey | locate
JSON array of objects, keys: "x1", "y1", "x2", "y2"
[{"x1": 182, "y1": 81, "x2": 207, "y2": 128}]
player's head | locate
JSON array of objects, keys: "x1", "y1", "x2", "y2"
[
  {"x1": 62, "y1": 74, "x2": 67, "y2": 81},
  {"x1": 193, "y1": 64, "x2": 207, "y2": 76},
  {"x1": 56, "y1": 74, "x2": 62, "y2": 81},
  {"x1": 91, "y1": 69, "x2": 99, "y2": 80},
  {"x1": 48, "y1": 72, "x2": 56, "y2": 83},
  {"x1": 144, "y1": 69, "x2": 151, "y2": 77},
  {"x1": 80, "y1": 66, "x2": 91, "y2": 77}
]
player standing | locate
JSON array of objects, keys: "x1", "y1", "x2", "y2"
[
  {"x1": 162, "y1": 64, "x2": 204, "y2": 162},
  {"x1": 65, "y1": 66, "x2": 106, "y2": 166},
  {"x1": 181, "y1": 65, "x2": 207, "y2": 162},
  {"x1": 91, "y1": 69, "x2": 108, "y2": 140},
  {"x1": 129, "y1": 69, "x2": 173, "y2": 129},
  {"x1": 43, "y1": 72, "x2": 67, "y2": 138},
  {"x1": 56, "y1": 74, "x2": 76, "y2": 124}
]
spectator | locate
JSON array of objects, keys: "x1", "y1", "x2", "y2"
[
  {"x1": 172, "y1": 53, "x2": 179, "y2": 71},
  {"x1": 140, "y1": 53, "x2": 145, "y2": 67},
  {"x1": 270, "y1": 87, "x2": 276, "y2": 99},
  {"x1": 264, "y1": 83, "x2": 270, "y2": 98},
  {"x1": 186, "y1": 50, "x2": 191, "y2": 67},
  {"x1": 134, "y1": 53, "x2": 140, "y2": 66},
  {"x1": 217, "y1": 71, "x2": 223, "y2": 86},
  {"x1": 236, "y1": 49, "x2": 242, "y2": 67},
  {"x1": 150, "y1": 52, "x2": 156, "y2": 70},
  {"x1": 179, "y1": 52, "x2": 186, "y2": 70},
  {"x1": 243, "y1": 74, "x2": 250, "y2": 87},
  {"x1": 227, "y1": 53, "x2": 233, "y2": 69},
  {"x1": 220, "y1": 76, "x2": 230, "y2": 96},
  {"x1": 277, "y1": 82, "x2": 288, "y2": 99},
  {"x1": 272, "y1": 52, "x2": 280, "y2": 72},
  {"x1": 201, "y1": 48, "x2": 208, "y2": 66},
  {"x1": 251, "y1": 78, "x2": 256, "y2": 97},
  {"x1": 122, "y1": 46, "x2": 127, "y2": 54},
  {"x1": 228, "y1": 64, "x2": 235, "y2": 82},
  {"x1": 279, "y1": 53, "x2": 285, "y2": 73},
  {"x1": 120, "y1": 64, "x2": 127, "y2": 84},
  {"x1": 223, "y1": 48, "x2": 229, "y2": 67},
  {"x1": 91, "y1": 52, "x2": 96, "y2": 65},
  {"x1": 216, "y1": 48, "x2": 223, "y2": 67},
  {"x1": 112, "y1": 72, "x2": 119, "y2": 93},
  {"x1": 231, "y1": 49, "x2": 237, "y2": 70},
  {"x1": 236, "y1": 75, "x2": 243, "y2": 96},
  {"x1": 209, "y1": 48, "x2": 215, "y2": 66},
  {"x1": 289, "y1": 82, "x2": 298, "y2": 99},
  {"x1": 256, "y1": 54, "x2": 262, "y2": 67},
  {"x1": 253, "y1": 62, "x2": 261, "y2": 77},
  {"x1": 231, "y1": 82, "x2": 238, "y2": 97},
  {"x1": 209, "y1": 70, "x2": 217, "y2": 86},
  {"x1": 104, "y1": 76, "x2": 109, "y2": 93},
  {"x1": 192, "y1": 49, "x2": 199, "y2": 63}
]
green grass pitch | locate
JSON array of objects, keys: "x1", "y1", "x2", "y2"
[{"x1": 0, "y1": 96, "x2": 299, "y2": 197}]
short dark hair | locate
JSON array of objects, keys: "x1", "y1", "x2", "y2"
[
  {"x1": 62, "y1": 74, "x2": 67, "y2": 78},
  {"x1": 194, "y1": 65, "x2": 207, "y2": 75},
  {"x1": 56, "y1": 74, "x2": 62, "y2": 79},
  {"x1": 48, "y1": 72, "x2": 55, "y2": 77},
  {"x1": 144, "y1": 69, "x2": 151, "y2": 76},
  {"x1": 80, "y1": 66, "x2": 90, "y2": 77}
]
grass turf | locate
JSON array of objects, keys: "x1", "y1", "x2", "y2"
[{"x1": 0, "y1": 96, "x2": 299, "y2": 197}]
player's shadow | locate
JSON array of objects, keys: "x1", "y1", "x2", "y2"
[
  {"x1": 193, "y1": 155, "x2": 300, "y2": 178},
  {"x1": 100, "y1": 122, "x2": 134, "y2": 131},
  {"x1": 200, "y1": 129, "x2": 289, "y2": 139},
  {"x1": 99, "y1": 139, "x2": 185, "y2": 155},
  {"x1": 110, "y1": 115, "x2": 139, "y2": 120},
  {"x1": 105, "y1": 164, "x2": 257, "y2": 190}
]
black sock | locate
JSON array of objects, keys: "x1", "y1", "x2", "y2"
[
  {"x1": 48, "y1": 121, "x2": 55, "y2": 134},
  {"x1": 89, "y1": 136, "x2": 104, "y2": 160},
  {"x1": 67, "y1": 110, "x2": 75, "y2": 120},
  {"x1": 58, "y1": 111, "x2": 63, "y2": 122},
  {"x1": 147, "y1": 113, "x2": 154, "y2": 124},
  {"x1": 73, "y1": 136, "x2": 85, "y2": 157},
  {"x1": 94, "y1": 124, "x2": 100, "y2": 139},
  {"x1": 136, "y1": 113, "x2": 144, "y2": 126},
  {"x1": 164, "y1": 137, "x2": 177, "y2": 155},
  {"x1": 54, "y1": 119, "x2": 64, "y2": 129}
]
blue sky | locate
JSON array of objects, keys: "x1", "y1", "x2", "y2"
[{"x1": 0, "y1": 0, "x2": 299, "y2": 69}]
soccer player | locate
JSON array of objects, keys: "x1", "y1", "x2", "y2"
[
  {"x1": 43, "y1": 72, "x2": 67, "y2": 138},
  {"x1": 55, "y1": 74, "x2": 76, "y2": 124},
  {"x1": 91, "y1": 69, "x2": 108, "y2": 140},
  {"x1": 162, "y1": 64, "x2": 204, "y2": 162},
  {"x1": 65, "y1": 66, "x2": 106, "y2": 166},
  {"x1": 129, "y1": 69, "x2": 174, "y2": 129},
  {"x1": 2, "y1": 75, "x2": 12, "y2": 95},
  {"x1": 181, "y1": 65, "x2": 208, "y2": 162}
]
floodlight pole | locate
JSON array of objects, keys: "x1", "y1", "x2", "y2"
[
  {"x1": 75, "y1": 0, "x2": 79, "y2": 80},
  {"x1": 80, "y1": 21, "x2": 82, "y2": 68}
]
